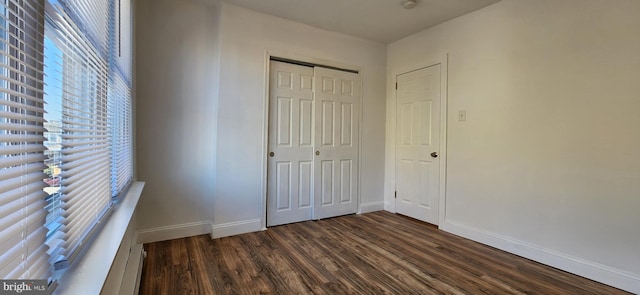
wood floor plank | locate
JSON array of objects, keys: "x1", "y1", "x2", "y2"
[
  {"x1": 185, "y1": 236, "x2": 218, "y2": 294},
  {"x1": 139, "y1": 211, "x2": 631, "y2": 295}
]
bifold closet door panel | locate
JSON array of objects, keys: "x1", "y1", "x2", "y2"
[
  {"x1": 267, "y1": 61, "x2": 314, "y2": 226},
  {"x1": 313, "y1": 66, "x2": 361, "y2": 220}
]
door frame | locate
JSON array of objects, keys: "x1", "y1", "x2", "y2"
[
  {"x1": 260, "y1": 50, "x2": 363, "y2": 230},
  {"x1": 390, "y1": 54, "x2": 448, "y2": 227}
]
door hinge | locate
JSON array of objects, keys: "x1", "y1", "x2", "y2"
[
  {"x1": 394, "y1": 191, "x2": 397, "y2": 199},
  {"x1": 395, "y1": 82, "x2": 398, "y2": 90}
]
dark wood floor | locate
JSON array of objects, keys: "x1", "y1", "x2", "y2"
[{"x1": 139, "y1": 211, "x2": 630, "y2": 295}]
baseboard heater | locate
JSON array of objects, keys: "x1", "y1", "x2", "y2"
[{"x1": 119, "y1": 244, "x2": 145, "y2": 295}]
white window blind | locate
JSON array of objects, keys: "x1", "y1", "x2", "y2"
[
  {"x1": 56, "y1": 0, "x2": 110, "y2": 58},
  {"x1": 0, "y1": 0, "x2": 51, "y2": 280},
  {"x1": 109, "y1": 72, "x2": 131, "y2": 196},
  {"x1": 44, "y1": 0, "x2": 126, "y2": 267},
  {"x1": 109, "y1": 0, "x2": 132, "y2": 196},
  {"x1": 0, "y1": 0, "x2": 132, "y2": 284}
]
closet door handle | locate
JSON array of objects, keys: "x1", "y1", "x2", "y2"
[{"x1": 315, "y1": 151, "x2": 320, "y2": 156}]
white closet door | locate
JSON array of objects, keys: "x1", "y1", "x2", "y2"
[
  {"x1": 313, "y1": 67, "x2": 361, "y2": 220},
  {"x1": 267, "y1": 61, "x2": 315, "y2": 226}
]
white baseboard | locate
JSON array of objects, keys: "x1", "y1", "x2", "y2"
[
  {"x1": 383, "y1": 201, "x2": 394, "y2": 212},
  {"x1": 358, "y1": 201, "x2": 385, "y2": 214},
  {"x1": 211, "y1": 219, "x2": 262, "y2": 239},
  {"x1": 441, "y1": 221, "x2": 640, "y2": 294},
  {"x1": 136, "y1": 221, "x2": 211, "y2": 244}
]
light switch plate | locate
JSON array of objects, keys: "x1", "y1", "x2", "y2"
[{"x1": 458, "y1": 110, "x2": 467, "y2": 122}]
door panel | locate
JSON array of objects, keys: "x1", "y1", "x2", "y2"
[
  {"x1": 340, "y1": 159, "x2": 353, "y2": 203},
  {"x1": 313, "y1": 67, "x2": 360, "y2": 220},
  {"x1": 276, "y1": 97, "x2": 292, "y2": 146},
  {"x1": 341, "y1": 103, "x2": 353, "y2": 145},
  {"x1": 267, "y1": 61, "x2": 314, "y2": 226},
  {"x1": 298, "y1": 161, "x2": 312, "y2": 208},
  {"x1": 395, "y1": 65, "x2": 441, "y2": 224},
  {"x1": 321, "y1": 160, "x2": 334, "y2": 205},
  {"x1": 299, "y1": 100, "x2": 313, "y2": 146},
  {"x1": 275, "y1": 162, "x2": 291, "y2": 210}
]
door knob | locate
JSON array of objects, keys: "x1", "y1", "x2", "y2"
[
  {"x1": 269, "y1": 152, "x2": 275, "y2": 157},
  {"x1": 315, "y1": 151, "x2": 320, "y2": 156},
  {"x1": 430, "y1": 152, "x2": 438, "y2": 158}
]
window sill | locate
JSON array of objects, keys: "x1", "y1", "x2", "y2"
[{"x1": 54, "y1": 181, "x2": 145, "y2": 295}]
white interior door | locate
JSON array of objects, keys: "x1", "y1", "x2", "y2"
[
  {"x1": 395, "y1": 65, "x2": 441, "y2": 224},
  {"x1": 313, "y1": 67, "x2": 360, "y2": 220},
  {"x1": 267, "y1": 61, "x2": 315, "y2": 226}
]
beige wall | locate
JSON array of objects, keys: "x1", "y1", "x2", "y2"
[{"x1": 386, "y1": 0, "x2": 640, "y2": 292}]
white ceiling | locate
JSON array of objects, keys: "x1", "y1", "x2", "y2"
[{"x1": 220, "y1": 0, "x2": 501, "y2": 44}]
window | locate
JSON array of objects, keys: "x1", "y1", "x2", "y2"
[{"x1": 0, "y1": 0, "x2": 132, "y2": 286}]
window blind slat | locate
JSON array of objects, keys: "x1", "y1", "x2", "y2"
[
  {"x1": 0, "y1": 163, "x2": 46, "y2": 182},
  {"x1": 0, "y1": 89, "x2": 46, "y2": 105},
  {"x1": 61, "y1": 112, "x2": 109, "y2": 122},
  {"x1": 59, "y1": 139, "x2": 109, "y2": 148},
  {"x1": 1, "y1": 190, "x2": 47, "y2": 214},
  {"x1": 60, "y1": 144, "x2": 110, "y2": 156},
  {"x1": 0, "y1": 144, "x2": 46, "y2": 157},
  {"x1": 60, "y1": 134, "x2": 109, "y2": 141},
  {"x1": 60, "y1": 174, "x2": 110, "y2": 201},
  {"x1": 0, "y1": 134, "x2": 47, "y2": 143},
  {"x1": 60, "y1": 163, "x2": 109, "y2": 186},
  {"x1": 0, "y1": 111, "x2": 46, "y2": 123},
  {"x1": 59, "y1": 154, "x2": 109, "y2": 171},
  {"x1": 0, "y1": 98, "x2": 47, "y2": 112},
  {"x1": 0, "y1": 123, "x2": 44, "y2": 132},
  {"x1": 0, "y1": 191, "x2": 46, "y2": 221},
  {"x1": 60, "y1": 125, "x2": 109, "y2": 133},
  {"x1": 0, "y1": 75, "x2": 45, "y2": 97},
  {"x1": 0, "y1": 199, "x2": 48, "y2": 243},
  {"x1": 0, "y1": 173, "x2": 47, "y2": 200},
  {"x1": 0, "y1": 153, "x2": 47, "y2": 170}
]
